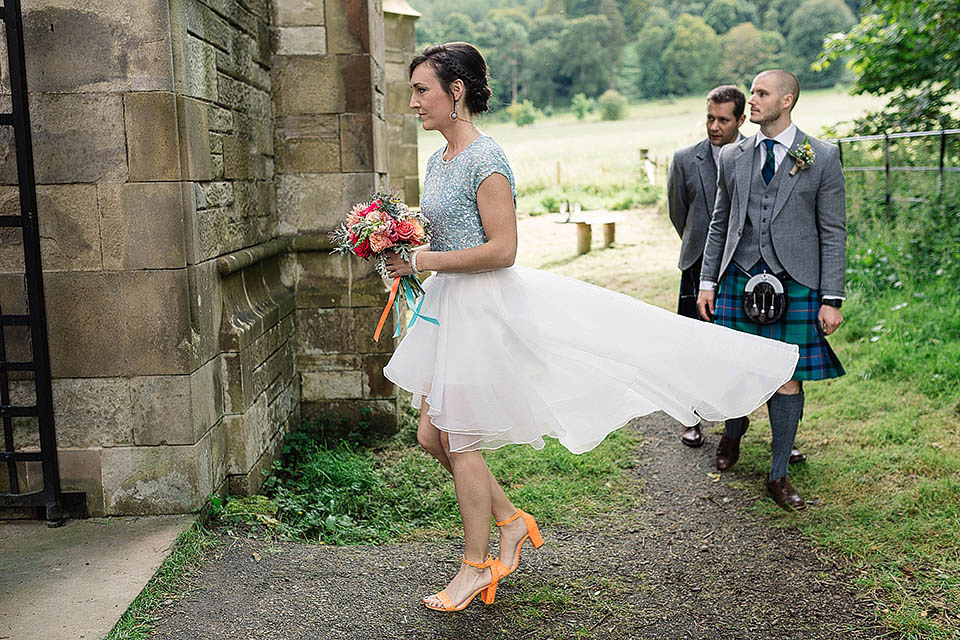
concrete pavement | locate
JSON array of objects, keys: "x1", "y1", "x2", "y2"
[{"x1": 0, "y1": 515, "x2": 193, "y2": 640}]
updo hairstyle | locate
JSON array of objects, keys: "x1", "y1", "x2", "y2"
[{"x1": 408, "y1": 42, "x2": 492, "y2": 114}]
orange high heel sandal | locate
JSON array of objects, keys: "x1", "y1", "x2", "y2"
[
  {"x1": 422, "y1": 555, "x2": 501, "y2": 612},
  {"x1": 495, "y1": 509, "x2": 544, "y2": 576}
]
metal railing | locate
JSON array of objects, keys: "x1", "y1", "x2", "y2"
[{"x1": 832, "y1": 129, "x2": 960, "y2": 217}]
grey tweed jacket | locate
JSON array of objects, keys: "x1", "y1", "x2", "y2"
[
  {"x1": 700, "y1": 128, "x2": 847, "y2": 298},
  {"x1": 668, "y1": 138, "x2": 720, "y2": 271}
]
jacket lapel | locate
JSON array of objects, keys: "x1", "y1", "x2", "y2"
[
  {"x1": 771, "y1": 128, "x2": 805, "y2": 222},
  {"x1": 695, "y1": 139, "x2": 717, "y2": 211},
  {"x1": 734, "y1": 135, "x2": 754, "y2": 227}
]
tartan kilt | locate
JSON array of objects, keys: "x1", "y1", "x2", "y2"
[{"x1": 715, "y1": 263, "x2": 844, "y2": 381}]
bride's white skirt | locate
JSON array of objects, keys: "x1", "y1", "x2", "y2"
[{"x1": 383, "y1": 266, "x2": 798, "y2": 454}]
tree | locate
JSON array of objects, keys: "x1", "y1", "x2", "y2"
[
  {"x1": 523, "y1": 37, "x2": 563, "y2": 107},
  {"x1": 721, "y1": 22, "x2": 783, "y2": 86},
  {"x1": 436, "y1": 12, "x2": 477, "y2": 44},
  {"x1": 631, "y1": 7, "x2": 674, "y2": 98},
  {"x1": 599, "y1": 0, "x2": 628, "y2": 88},
  {"x1": 597, "y1": 89, "x2": 629, "y2": 120},
  {"x1": 818, "y1": 0, "x2": 960, "y2": 132},
  {"x1": 571, "y1": 92, "x2": 594, "y2": 119},
  {"x1": 662, "y1": 14, "x2": 722, "y2": 95},
  {"x1": 558, "y1": 15, "x2": 614, "y2": 98},
  {"x1": 785, "y1": 0, "x2": 855, "y2": 87},
  {"x1": 703, "y1": 0, "x2": 759, "y2": 34}
]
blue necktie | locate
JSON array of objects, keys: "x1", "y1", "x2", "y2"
[{"x1": 762, "y1": 139, "x2": 776, "y2": 184}]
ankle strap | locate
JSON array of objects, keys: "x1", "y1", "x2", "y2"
[
  {"x1": 495, "y1": 510, "x2": 522, "y2": 527},
  {"x1": 461, "y1": 555, "x2": 493, "y2": 569}
]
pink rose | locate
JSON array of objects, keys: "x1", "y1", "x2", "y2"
[
  {"x1": 395, "y1": 219, "x2": 415, "y2": 241},
  {"x1": 386, "y1": 221, "x2": 400, "y2": 242},
  {"x1": 409, "y1": 219, "x2": 426, "y2": 243},
  {"x1": 354, "y1": 238, "x2": 372, "y2": 259},
  {"x1": 369, "y1": 232, "x2": 394, "y2": 253}
]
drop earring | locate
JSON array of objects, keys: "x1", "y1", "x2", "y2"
[{"x1": 450, "y1": 98, "x2": 458, "y2": 120}]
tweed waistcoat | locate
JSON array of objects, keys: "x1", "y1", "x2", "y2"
[{"x1": 732, "y1": 148, "x2": 787, "y2": 274}]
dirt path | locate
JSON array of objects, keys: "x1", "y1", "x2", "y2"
[{"x1": 149, "y1": 413, "x2": 881, "y2": 640}]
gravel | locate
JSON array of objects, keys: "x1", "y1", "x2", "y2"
[{"x1": 149, "y1": 413, "x2": 883, "y2": 640}]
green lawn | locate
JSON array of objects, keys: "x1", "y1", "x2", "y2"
[{"x1": 418, "y1": 86, "x2": 887, "y2": 213}]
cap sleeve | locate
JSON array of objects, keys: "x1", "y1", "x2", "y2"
[{"x1": 471, "y1": 139, "x2": 516, "y2": 199}]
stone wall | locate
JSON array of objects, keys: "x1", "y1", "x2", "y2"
[
  {"x1": 384, "y1": 0, "x2": 420, "y2": 206},
  {"x1": 0, "y1": 0, "x2": 412, "y2": 516}
]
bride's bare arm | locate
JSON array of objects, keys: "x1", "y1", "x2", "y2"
[{"x1": 384, "y1": 173, "x2": 517, "y2": 276}]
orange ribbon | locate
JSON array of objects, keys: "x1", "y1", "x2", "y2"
[{"x1": 373, "y1": 277, "x2": 401, "y2": 342}]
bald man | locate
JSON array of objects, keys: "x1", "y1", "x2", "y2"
[{"x1": 698, "y1": 70, "x2": 846, "y2": 510}]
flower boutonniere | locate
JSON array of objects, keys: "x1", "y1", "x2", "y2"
[{"x1": 789, "y1": 137, "x2": 815, "y2": 176}]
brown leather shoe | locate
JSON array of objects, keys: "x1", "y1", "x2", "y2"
[
  {"x1": 680, "y1": 424, "x2": 704, "y2": 448},
  {"x1": 766, "y1": 476, "x2": 806, "y2": 510},
  {"x1": 716, "y1": 418, "x2": 748, "y2": 471},
  {"x1": 789, "y1": 447, "x2": 806, "y2": 465}
]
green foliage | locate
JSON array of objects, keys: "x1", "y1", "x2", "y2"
[
  {"x1": 818, "y1": 0, "x2": 960, "y2": 133},
  {"x1": 721, "y1": 22, "x2": 784, "y2": 86},
  {"x1": 571, "y1": 92, "x2": 593, "y2": 120},
  {"x1": 597, "y1": 89, "x2": 629, "y2": 121},
  {"x1": 661, "y1": 14, "x2": 722, "y2": 95},
  {"x1": 507, "y1": 99, "x2": 540, "y2": 126},
  {"x1": 703, "y1": 0, "x2": 759, "y2": 34},
  {"x1": 219, "y1": 407, "x2": 642, "y2": 544},
  {"x1": 784, "y1": 0, "x2": 855, "y2": 88}
]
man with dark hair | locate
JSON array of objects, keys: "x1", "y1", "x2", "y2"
[
  {"x1": 697, "y1": 70, "x2": 846, "y2": 510},
  {"x1": 667, "y1": 85, "x2": 745, "y2": 448}
]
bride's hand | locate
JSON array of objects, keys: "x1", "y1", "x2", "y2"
[{"x1": 384, "y1": 251, "x2": 413, "y2": 278}]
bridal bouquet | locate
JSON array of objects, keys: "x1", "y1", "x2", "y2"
[{"x1": 329, "y1": 192, "x2": 437, "y2": 341}]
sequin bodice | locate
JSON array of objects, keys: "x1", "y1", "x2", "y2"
[{"x1": 420, "y1": 135, "x2": 516, "y2": 252}]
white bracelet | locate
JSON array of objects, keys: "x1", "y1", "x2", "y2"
[{"x1": 411, "y1": 250, "x2": 421, "y2": 275}]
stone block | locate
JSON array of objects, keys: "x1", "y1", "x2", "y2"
[
  {"x1": 57, "y1": 448, "x2": 106, "y2": 517},
  {"x1": 0, "y1": 93, "x2": 126, "y2": 185},
  {"x1": 101, "y1": 431, "x2": 215, "y2": 514},
  {"x1": 276, "y1": 26, "x2": 327, "y2": 55},
  {"x1": 300, "y1": 398, "x2": 397, "y2": 439},
  {"x1": 187, "y1": 260, "x2": 223, "y2": 364},
  {"x1": 353, "y1": 306, "x2": 396, "y2": 354},
  {"x1": 222, "y1": 135, "x2": 252, "y2": 179},
  {"x1": 325, "y1": 0, "x2": 369, "y2": 54},
  {"x1": 209, "y1": 104, "x2": 235, "y2": 132},
  {"x1": 125, "y1": 92, "x2": 182, "y2": 182},
  {"x1": 339, "y1": 113, "x2": 374, "y2": 172},
  {"x1": 51, "y1": 377, "x2": 135, "y2": 448},
  {"x1": 403, "y1": 176, "x2": 420, "y2": 206},
  {"x1": 297, "y1": 353, "x2": 361, "y2": 372},
  {"x1": 223, "y1": 391, "x2": 266, "y2": 474},
  {"x1": 275, "y1": 0, "x2": 326, "y2": 26},
  {"x1": 272, "y1": 55, "x2": 344, "y2": 116},
  {"x1": 130, "y1": 375, "x2": 192, "y2": 445},
  {"x1": 277, "y1": 138, "x2": 341, "y2": 173},
  {"x1": 301, "y1": 370, "x2": 362, "y2": 401},
  {"x1": 388, "y1": 143, "x2": 418, "y2": 178},
  {"x1": 363, "y1": 353, "x2": 394, "y2": 398},
  {"x1": 341, "y1": 55, "x2": 375, "y2": 113},
  {"x1": 181, "y1": 34, "x2": 219, "y2": 101},
  {"x1": 276, "y1": 114, "x2": 339, "y2": 139},
  {"x1": 178, "y1": 96, "x2": 214, "y2": 181},
  {"x1": 297, "y1": 307, "x2": 354, "y2": 354},
  {"x1": 0, "y1": 185, "x2": 101, "y2": 273},
  {"x1": 123, "y1": 269, "x2": 194, "y2": 375},
  {"x1": 98, "y1": 182, "x2": 187, "y2": 270},
  {"x1": 277, "y1": 173, "x2": 374, "y2": 234},
  {"x1": 293, "y1": 251, "x2": 382, "y2": 308},
  {"x1": 44, "y1": 271, "x2": 127, "y2": 377},
  {"x1": 17, "y1": 2, "x2": 174, "y2": 93}
]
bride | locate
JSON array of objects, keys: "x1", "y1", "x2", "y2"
[{"x1": 382, "y1": 42, "x2": 798, "y2": 612}]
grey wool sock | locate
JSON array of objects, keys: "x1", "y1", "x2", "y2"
[
  {"x1": 724, "y1": 416, "x2": 748, "y2": 439},
  {"x1": 768, "y1": 391, "x2": 805, "y2": 480}
]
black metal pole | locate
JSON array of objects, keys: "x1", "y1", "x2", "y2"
[
  {"x1": 884, "y1": 134, "x2": 891, "y2": 217},
  {"x1": 4, "y1": 0, "x2": 63, "y2": 524}
]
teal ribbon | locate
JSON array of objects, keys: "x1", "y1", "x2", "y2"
[{"x1": 402, "y1": 277, "x2": 439, "y2": 329}]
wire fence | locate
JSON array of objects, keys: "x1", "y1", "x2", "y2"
[{"x1": 832, "y1": 129, "x2": 960, "y2": 218}]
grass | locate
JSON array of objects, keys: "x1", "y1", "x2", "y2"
[
  {"x1": 103, "y1": 520, "x2": 216, "y2": 640},
  {"x1": 418, "y1": 86, "x2": 888, "y2": 215},
  {"x1": 220, "y1": 403, "x2": 642, "y2": 545}
]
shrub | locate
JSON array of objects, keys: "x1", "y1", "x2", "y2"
[
  {"x1": 572, "y1": 93, "x2": 593, "y2": 120},
  {"x1": 506, "y1": 99, "x2": 539, "y2": 127},
  {"x1": 597, "y1": 90, "x2": 629, "y2": 121}
]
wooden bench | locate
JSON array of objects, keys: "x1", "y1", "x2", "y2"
[{"x1": 557, "y1": 213, "x2": 625, "y2": 255}]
